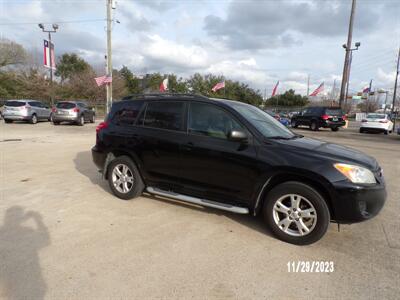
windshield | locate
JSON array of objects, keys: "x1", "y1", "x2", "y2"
[
  {"x1": 367, "y1": 114, "x2": 385, "y2": 119},
  {"x1": 5, "y1": 101, "x2": 26, "y2": 107},
  {"x1": 230, "y1": 103, "x2": 296, "y2": 139},
  {"x1": 325, "y1": 108, "x2": 342, "y2": 116},
  {"x1": 56, "y1": 102, "x2": 76, "y2": 109}
]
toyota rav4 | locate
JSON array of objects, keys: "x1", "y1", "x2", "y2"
[{"x1": 92, "y1": 94, "x2": 386, "y2": 245}]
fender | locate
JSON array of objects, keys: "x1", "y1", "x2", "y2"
[{"x1": 252, "y1": 168, "x2": 335, "y2": 217}]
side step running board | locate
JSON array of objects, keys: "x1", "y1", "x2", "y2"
[{"x1": 146, "y1": 187, "x2": 249, "y2": 214}]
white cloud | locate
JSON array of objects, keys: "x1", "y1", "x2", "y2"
[{"x1": 377, "y1": 68, "x2": 396, "y2": 86}]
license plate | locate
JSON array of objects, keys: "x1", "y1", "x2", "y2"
[
  {"x1": 58, "y1": 111, "x2": 68, "y2": 115},
  {"x1": 333, "y1": 117, "x2": 338, "y2": 121}
]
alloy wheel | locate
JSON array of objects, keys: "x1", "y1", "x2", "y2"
[
  {"x1": 111, "y1": 164, "x2": 134, "y2": 194},
  {"x1": 272, "y1": 194, "x2": 317, "y2": 236}
]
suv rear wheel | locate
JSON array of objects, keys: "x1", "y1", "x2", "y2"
[
  {"x1": 263, "y1": 181, "x2": 330, "y2": 245},
  {"x1": 107, "y1": 156, "x2": 144, "y2": 200},
  {"x1": 78, "y1": 115, "x2": 85, "y2": 126},
  {"x1": 310, "y1": 121, "x2": 318, "y2": 131},
  {"x1": 331, "y1": 127, "x2": 339, "y2": 132},
  {"x1": 30, "y1": 114, "x2": 38, "y2": 124}
]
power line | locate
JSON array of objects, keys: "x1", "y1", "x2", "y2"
[{"x1": 0, "y1": 18, "x2": 105, "y2": 26}]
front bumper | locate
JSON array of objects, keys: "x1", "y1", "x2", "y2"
[{"x1": 330, "y1": 180, "x2": 386, "y2": 223}]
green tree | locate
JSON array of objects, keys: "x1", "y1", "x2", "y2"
[
  {"x1": 120, "y1": 66, "x2": 141, "y2": 94},
  {"x1": 0, "y1": 39, "x2": 26, "y2": 68},
  {"x1": 265, "y1": 89, "x2": 309, "y2": 107},
  {"x1": 55, "y1": 53, "x2": 90, "y2": 83}
]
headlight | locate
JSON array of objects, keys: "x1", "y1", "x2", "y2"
[{"x1": 334, "y1": 163, "x2": 376, "y2": 184}]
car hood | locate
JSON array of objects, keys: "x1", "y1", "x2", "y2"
[{"x1": 275, "y1": 137, "x2": 378, "y2": 170}]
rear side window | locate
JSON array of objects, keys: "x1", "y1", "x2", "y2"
[
  {"x1": 143, "y1": 101, "x2": 184, "y2": 131},
  {"x1": 56, "y1": 102, "x2": 76, "y2": 109},
  {"x1": 325, "y1": 108, "x2": 342, "y2": 116},
  {"x1": 6, "y1": 101, "x2": 25, "y2": 107},
  {"x1": 112, "y1": 101, "x2": 144, "y2": 126}
]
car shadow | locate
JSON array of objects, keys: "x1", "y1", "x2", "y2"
[
  {"x1": 143, "y1": 193, "x2": 274, "y2": 238},
  {"x1": 0, "y1": 206, "x2": 50, "y2": 300},
  {"x1": 74, "y1": 151, "x2": 274, "y2": 238},
  {"x1": 74, "y1": 151, "x2": 110, "y2": 193}
]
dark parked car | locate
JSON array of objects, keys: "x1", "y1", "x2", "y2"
[
  {"x1": 291, "y1": 106, "x2": 346, "y2": 131},
  {"x1": 52, "y1": 101, "x2": 95, "y2": 125},
  {"x1": 92, "y1": 94, "x2": 385, "y2": 245}
]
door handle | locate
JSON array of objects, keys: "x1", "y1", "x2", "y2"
[{"x1": 181, "y1": 142, "x2": 194, "y2": 151}]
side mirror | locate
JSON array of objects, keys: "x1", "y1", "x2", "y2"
[{"x1": 228, "y1": 130, "x2": 247, "y2": 142}]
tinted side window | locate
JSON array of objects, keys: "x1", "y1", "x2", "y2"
[
  {"x1": 144, "y1": 101, "x2": 184, "y2": 131},
  {"x1": 113, "y1": 101, "x2": 144, "y2": 126},
  {"x1": 189, "y1": 102, "x2": 244, "y2": 139},
  {"x1": 29, "y1": 102, "x2": 39, "y2": 107}
]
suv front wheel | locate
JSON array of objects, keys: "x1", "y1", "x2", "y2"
[
  {"x1": 263, "y1": 181, "x2": 330, "y2": 245},
  {"x1": 107, "y1": 156, "x2": 144, "y2": 200}
]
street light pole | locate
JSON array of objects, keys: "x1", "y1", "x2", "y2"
[
  {"x1": 106, "y1": 0, "x2": 114, "y2": 115},
  {"x1": 339, "y1": 0, "x2": 357, "y2": 108},
  {"x1": 38, "y1": 23, "x2": 58, "y2": 106}
]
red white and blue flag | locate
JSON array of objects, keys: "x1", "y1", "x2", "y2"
[
  {"x1": 43, "y1": 40, "x2": 56, "y2": 69},
  {"x1": 310, "y1": 82, "x2": 324, "y2": 96},
  {"x1": 94, "y1": 75, "x2": 112, "y2": 86},
  {"x1": 212, "y1": 81, "x2": 225, "y2": 92},
  {"x1": 271, "y1": 81, "x2": 279, "y2": 97},
  {"x1": 362, "y1": 87, "x2": 370, "y2": 93},
  {"x1": 159, "y1": 78, "x2": 169, "y2": 92}
]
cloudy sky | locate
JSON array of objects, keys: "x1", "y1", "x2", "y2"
[{"x1": 1, "y1": 0, "x2": 399, "y2": 96}]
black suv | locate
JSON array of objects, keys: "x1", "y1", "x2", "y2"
[
  {"x1": 291, "y1": 106, "x2": 346, "y2": 131},
  {"x1": 92, "y1": 94, "x2": 385, "y2": 245}
]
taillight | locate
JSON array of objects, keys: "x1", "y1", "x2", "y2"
[
  {"x1": 321, "y1": 114, "x2": 330, "y2": 120},
  {"x1": 362, "y1": 119, "x2": 368, "y2": 122},
  {"x1": 73, "y1": 107, "x2": 80, "y2": 113},
  {"x1": 96, "y1": 121, "x2": 108, "y2": 133},
  {"x1": 342, "y1": 115, "x2": 347, "y2": 120},
  {"x1": 380, "y1": 120, "x2": 388, "y2": 123},
  {"x1": 52, "y1": 108, "x2": 57, "y2": 113}
]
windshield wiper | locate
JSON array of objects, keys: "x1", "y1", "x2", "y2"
[{"x1": 267, "y1": 134, "x2": 303, "y2": 140}]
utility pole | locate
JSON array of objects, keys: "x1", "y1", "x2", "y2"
[
  {"x1": 391, "y1": 47, "x2": 400, "y2": 131},
  {"x1": 106, "y1": 0, "x2": 114, "y2": 114},
  {"x1": 339, "y1": 0, "x2": 357, "y2": 108},
  {"x1": 38, "y1": 23, "x2": 59, "y2": 106},
  {"x1": 391, "y1": 47, "x2": 400, "y2": 115},
  {"x1": 366, "y1": 79, "x2": 372, "y2": 113},
  {"x1": 331, "y1": 79, "x2": 336, "y2": 106},
  {"x1": 306, "y1": 74, "x2": 310, "y2": 98},
  {"x1": 344, "y1": 51, "x2": 353, "y2": 108}
]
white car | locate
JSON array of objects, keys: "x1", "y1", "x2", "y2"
[{"x1": 359, "y1": 113, "x2": 394, "y2": 134}]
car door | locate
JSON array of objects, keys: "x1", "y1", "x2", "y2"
[
  {"x1": 296, "y1": 108, "x2": 308, "y2": 125},
  {"x1": 179, "y1": 101, "x2": 259, "y2": 206},
  {"x1": 29, "y1": 101, "x2": 42, "y2": 118},
  {"x1": 118, "y1": 100, "x2": 187, "y2": 188},
  {"x1": 38, "y1": 102, "x2": 50, "y2": 119}
]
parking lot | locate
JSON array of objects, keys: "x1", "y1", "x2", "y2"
[{"x1": 1, "y1": 120, "x2": 399, "y2": 299}]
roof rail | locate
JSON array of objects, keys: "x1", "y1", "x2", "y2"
[{"x1": 121, "y1": 93, "x2": 209, "y2": 101}]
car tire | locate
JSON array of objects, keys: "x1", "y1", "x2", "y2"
[
  {"x1": 90, "y1": 114, "x2": 95, "y2": 123},
  {"x1": 30, "y1": 114, "x2": 38, "y2": 124},
  {"x1": 291, "y1": 119, "x2": 298, "y2": 128},
  {"x1": 331, "y1": 127, "x2": 339, "y2": 132},
  {"x1": 53, "y1": 121, "x2": 60, "y2": 125},
  {"x1": 310, "y1": 121, "x2": 318, "y2": 131},
  {"x1": 78, "y1": 115, "x2": 85, "y2": 126},
  {"x1": 4, "y1": 119, "x2": 13, "y2": 123},
  {"x1": 384, "y1": 130, "x2": 388, "y2": 135},
  {"x1": 263, "y1": 181, "x2": 330, "y2": 245},
  {"x1": 359, "y1": 128, "x2": 364, "y2": 133},
  {"x1": 107, "y1": 156, "x2": 145, "y2": 200}
]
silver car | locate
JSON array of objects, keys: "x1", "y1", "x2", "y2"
[
  {"x1": 52, "y1": 101, "x2": 96, "y2": 126},
  {"x1": 3, "y1": 100, "x2": 51, "y2": 124}
]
